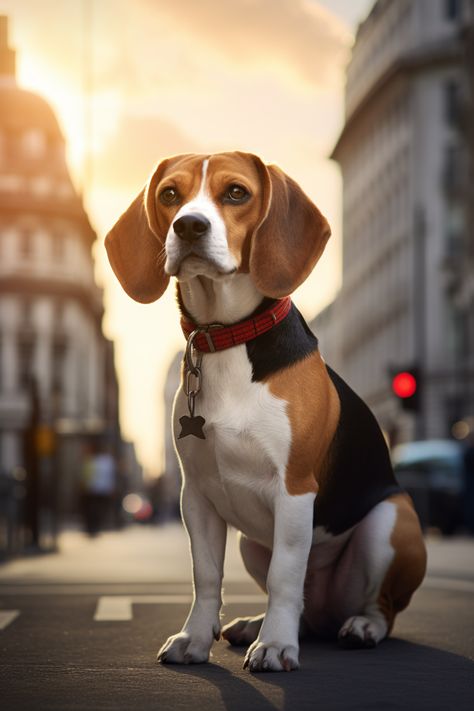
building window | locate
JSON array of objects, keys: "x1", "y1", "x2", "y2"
[
  {"x1": 19, "y1": 229, "x2": 33, "y2": 259},
  {"x1": 51, "y1": 232, "x2": 64, "y2": 261},
  {"x1": 442, "y1": 144, "x2": 465, "y2": 195},
  {"x1": 444, "y1": 203, "x2": 465, "y2": 257},
  {"x1": 22, "y1": 129, "x2": 46, "y2": 159},
  {"x1": 17, "y1": 327, "x2": 35, "y2": 388},
  {"x1": 453, "y1": 308, "x2": 469, "y2": 358},
  {"x1": 448, "y1": 304, "x2": 469, "y2": 360},
  {"x1": 31, "y1": 176, "x2": 52, "y2": 196},
  {"x1": 17, "y1": 300, "x2": 35, "y2": 389},
  {"x1": 51, "y1": 329, "x2": 67, "y2": 406},
  {"x1": 444, "y1": 80, "x2": 461, "y2": 126},
  {"x1": 445, "y1": 0, "x2": 460, "y2": 20}
]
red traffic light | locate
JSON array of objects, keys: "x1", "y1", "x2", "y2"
[{"x1": 392, "y1": 371, "x2": 417, "y2": 399}]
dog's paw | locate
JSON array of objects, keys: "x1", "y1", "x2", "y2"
[
  {"x1": 338, "y1": 615, "x2": 384, "y2": 649},
  {"x1": 243, "y1": 640, "x2": 299, "y2": 672},
  {"x1": 156, "y1": 632, "x2": 212, "y2": 665},
  {"x1": 222, "y1": 614, "x2": 264, "y2": 647}
]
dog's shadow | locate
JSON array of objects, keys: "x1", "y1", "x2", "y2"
[{"x1": 160, "y1": 637, "x2": 474, "y2": 711}]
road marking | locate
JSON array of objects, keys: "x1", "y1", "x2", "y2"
[
  {"x1": 423, "y1": 576, "x2": 474, "y2": 594},
  {"x1": 93, "y1": 579, "x2": 474, "y2": 622},
  {"x1": 94, "y1": 597, "x2": 133, "y2": 621},
  {"x1": 0, "y1": 582, "x2": 194, "y2": 596},
  {"x1": 0, "y1": 610, "x2": 20, "y2": 630},
  {"x1": 94, "y1": 593, "x2": 266, "y2": 621}
]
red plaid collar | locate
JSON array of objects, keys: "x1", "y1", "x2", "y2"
[{"x1": 180, "y1": 297, "x2": 292, "y2": 353}]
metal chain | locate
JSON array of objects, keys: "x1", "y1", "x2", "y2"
[{"x1": 183, "y1": 330, "x2": 203, "y2": 417}]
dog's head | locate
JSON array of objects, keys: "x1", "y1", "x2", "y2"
[{"x1": 105, "y1": 151, "x2": 331, "y2": 302}]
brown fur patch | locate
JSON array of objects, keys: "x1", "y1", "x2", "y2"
[
  {"x1": 153, "y1": 154, "x2": 209, "y2": 237},
  {"x1": 105, "y1": 154, "x2": 209, "y2": 303},
  {"x1": 248, "y1": 163, "x2": 331, "y2": 299},
  {"x1": 205, "y1": 152, "x2": 266, "y2": 271},
  {"x1": 266, "y1": 352, "x2": 340, "y2": 495},
  {"x1": 378, "y1": 494, "x2": 427, "y2": 632}
]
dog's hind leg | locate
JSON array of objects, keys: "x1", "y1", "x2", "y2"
[
  {"x1": 237, "y1": 532, "x2": 271, "y2": 591},
  {"x1": 222, "y1": 613, "x2": 265, "y2": 646},
  {"x1": 222, "y1": 533, "x2": 270, "y2": 646},
  {"x1": 331, "y1": 494, "x2": 426, "y2": 649}
]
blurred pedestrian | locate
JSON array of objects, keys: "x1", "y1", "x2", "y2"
[{"x1": 80, "y1": 442, "x2": 116, "y2": 536}]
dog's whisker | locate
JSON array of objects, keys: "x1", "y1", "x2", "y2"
[{"x1": 155, "y1": 248, "x2": 167, "y2": 268}]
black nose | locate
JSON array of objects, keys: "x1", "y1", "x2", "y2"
[{"x1": 173, "y1": 213, "x2": 210, "y2": 243}]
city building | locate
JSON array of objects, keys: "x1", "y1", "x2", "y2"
[
  {"x1": 0, "y1": 16, "x2": 137, "y2": 544},
  {"x1": 312, "y1": 0, "x2": 474, "y2": 444}
]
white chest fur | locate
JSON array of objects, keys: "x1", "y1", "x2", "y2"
[{"x1": 173, "y1": 346, "x2": 292, "y2": 549}]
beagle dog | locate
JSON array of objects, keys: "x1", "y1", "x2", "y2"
[{"x1": 105, "y1": 152, "x2": 427, "y2": 672}]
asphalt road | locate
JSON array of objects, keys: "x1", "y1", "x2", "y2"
[{"x1": 0, "y1": 524, "x2": 473, "y2": 711}]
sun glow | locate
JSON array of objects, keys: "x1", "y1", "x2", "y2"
[
  {"x1": 17, "y1": 52, "x2": 119, "y2": 194},
  {"x1": 1, "y1": 0, "x2": 359, "y2": 476}
]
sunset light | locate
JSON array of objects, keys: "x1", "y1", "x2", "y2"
[
  {"x1": 2, "y1": 2, "x2": 474, "y2": 706},
  {"x1": 0, "y1": 0, "x2": 369, "y2": 476}
]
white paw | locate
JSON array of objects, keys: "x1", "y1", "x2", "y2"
[
  {"x1": 243, "y1": 640, "x2": 300, "y2": 672},
  {"x1": 157, "y1": 631, "x2": 214, "y2": 665},
  {"x1": 222, "y1": 614, "x2": 264, "y2": 647},
  {"x1": 338, "y1": 615, "x2": 385, "y2": 649}
]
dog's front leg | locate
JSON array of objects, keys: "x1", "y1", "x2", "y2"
[
  {"x1": 157, "y1": 480, "x2": 226, "y2": 664},
  {"x1": 244, "y1": 488, "x2": 315, "y2": 672}
]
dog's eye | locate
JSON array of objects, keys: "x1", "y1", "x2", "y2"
[
  {"x1": 224, "y1": 184, "x2": 250, "y2": 204},
  {"x1": 159, "y1": 187, "x2": 180, "y2": 206}
]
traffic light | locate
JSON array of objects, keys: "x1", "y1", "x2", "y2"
[{"x1": 390, "y1": 366, "x2": 421, "y2": 412}]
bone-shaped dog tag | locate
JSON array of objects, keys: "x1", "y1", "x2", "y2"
[{"x1": 178, "y1": 415, "x2": 206, "y2": 439}]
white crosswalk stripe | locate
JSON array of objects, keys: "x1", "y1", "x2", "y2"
[
  {"x1": 93, "y1": 593, "x2": 266, "y2": 621},
  {"x1": 94, "y1": 596, "x2": 134, "y2": 621},
  {"x1": 92, "y1": 577, "x2": 474, "y2": 622},
  {"x1": 0, "y1": 610, "x2": 20, "y2": 630}
]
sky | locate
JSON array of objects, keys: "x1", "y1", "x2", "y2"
[{"x1": 1, "y1": 0, "x2": 374, "y2": 477}]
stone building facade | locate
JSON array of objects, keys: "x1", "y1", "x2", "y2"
[
  {"x1": 312, "y1": 0, "x2": 474, "y2": 444},
  {"x1": 0, "y1": 16, "x2": 127, "y2": 528}
]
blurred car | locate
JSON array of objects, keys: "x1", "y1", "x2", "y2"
[{"x1": 391, "y1": 439, "x2": 464, "y2": 535}]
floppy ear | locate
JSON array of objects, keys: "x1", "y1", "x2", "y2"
[
  {"x1": 249, "y1": 160, "x2": 331, "y2": 298},
  {"x1": 105, "y1": 161, "x2": 170, "y2": 303}
]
